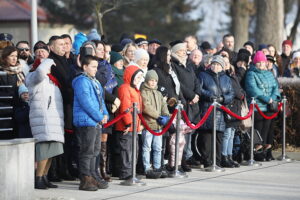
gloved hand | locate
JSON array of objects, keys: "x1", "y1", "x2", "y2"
[
  {"x1": 157, "y1": 115, "x2": 170, "y2": 126},
  {"x1": 216, "y1": 96, "x2": 224, "y2": 103}
]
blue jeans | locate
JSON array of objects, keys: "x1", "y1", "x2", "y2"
[
  {"x1": 183, "y1": 131, "x2": 194, "y2": 160},
  {"x1": 142, "y1": 130, "x2": 162, "y2": 171},
  {"x1": 222, "y1": 127, "x2": 235, "y2": 156}
]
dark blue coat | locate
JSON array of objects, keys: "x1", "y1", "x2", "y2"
[{"x1": 198, "y1": 70, "x2": 234, "y2": 132}]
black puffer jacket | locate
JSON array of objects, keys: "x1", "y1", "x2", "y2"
[
  {"x1": 0, "y1": 72, "x2": 19, "y2": 139},
  {"x1": 171, "y1": 57, "x2": 201, "y2": 123},
  {"x1": 225, "y1": 71, "x2": 246, "y2": 128},
  {"x1": 50, "y1": 51, "x2": 74, "y2": 130},
  {"x1": 198, "y1": 70, "x2": 234, "y2": 132}
]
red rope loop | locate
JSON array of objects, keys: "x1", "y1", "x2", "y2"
[
  {"x1": 219, "y1": 103, "x2": 254, "y2": 120},
  {"x1": 181, "y1": 105, "x2": 214, "y2": 129},
  {"x1": 138, "y1": 109, "x2": 178, "y2": 136},
  {"x1": 254, "y1": 103, "x2": 283, "y2": 120},
  {"x1": 103, "y1": 111, "x2": 127, "y2": 128}
]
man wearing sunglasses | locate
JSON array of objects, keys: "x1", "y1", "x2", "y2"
[{"x1": 16, "y1": 41, "x2": 34, "y2": 65}]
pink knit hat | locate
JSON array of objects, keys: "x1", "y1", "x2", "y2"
[{"x1": 253, "y1": 51, "x2": 267, "y2": 64}]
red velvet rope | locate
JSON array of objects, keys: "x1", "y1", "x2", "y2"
[
  {"x1": 103, "y1": 112, "x2": 127, "y2": 128},
  {"x1": 220, "y1": 104, "x2": 254, "y2": 120},
  {"x1": 138, "y1": 109, "x2": 178, "y2": 136},
  {"x1": 254, "y1": 103, "x2": 283, "y2": 120},
  {"x1": 182, "y1": 105, "x2": 214, "y2": 129}
]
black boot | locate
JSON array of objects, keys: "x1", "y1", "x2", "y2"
[
  {"x1": 265, "y1": 148, "x2": 275, "y2": 161},
  {"x1": 42, "y1": 175, "x2": 58, "y2": 188},
  {"x1": 220, "y1": 155, "x2": 234, "y2": 168},
  {"x1": 181, "y1": 159, "x2": 192, "y2": 172},
  {"x1": 228, "y1": 155, "x2": 240, "y2": 168},
  {"x1": 35, "y1": 176, "x2": 48, "y2": 189},
  {"x1": 47, "y1": 158, "x2": 62, "y2": 182}
]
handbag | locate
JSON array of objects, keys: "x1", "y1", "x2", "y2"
[
  {"x1": 268, "y1": 101, "x2": 278, "y2": 112},
  {"x1": 240, "y1": 98, "x2": 251, "y2": 130}
]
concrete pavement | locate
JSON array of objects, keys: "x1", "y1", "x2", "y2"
[{"x1": 34, "y1": 158, "x2": 300, "y2": 200}]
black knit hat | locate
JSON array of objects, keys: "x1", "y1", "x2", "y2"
[
  {"x1": 266, "y1": 55, "x2": 275, "y2": 63},
  {"x1": 169, "y1": 40, "x2": 184, "y2": 47},
  {"x1": 135, "y1": 38, "x2": 148, "y2": 46},
  {"x1": 243, "y1": 41, "x2": 255, "y2": 51},
  {"x1": 148, "y1": 39, "x2": 162, "y2": 45},
  {"x1": 33, "y1": 41, "x2": 49, "y2": 52},
  {"x1": 236, "y1": 48, "x2": 251, "y2": 63}
]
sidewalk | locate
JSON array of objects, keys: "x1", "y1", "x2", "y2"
[{"x1": 35, "y1": 157, "x2": 300, "y2": 200}]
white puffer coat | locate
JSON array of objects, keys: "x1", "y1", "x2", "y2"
[{"x1": 25, "y1": 59, "x2": 64, "y2": 143}]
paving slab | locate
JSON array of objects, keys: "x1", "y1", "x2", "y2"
[{"x1": 34, "y1": 160, "x2": 300, "y2": 200}]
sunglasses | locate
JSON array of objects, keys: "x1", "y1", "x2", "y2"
[{"x1": 18, "y1": 48, "x2": 30, "y2": 52}]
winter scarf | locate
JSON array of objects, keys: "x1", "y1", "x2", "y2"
[{"x1": 0, "y1": 64, "x2": 25, "y2": 84}]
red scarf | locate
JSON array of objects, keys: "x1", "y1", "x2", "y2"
[{"x1": 47, "y1": 74, "x2": 61, "y2": 88}]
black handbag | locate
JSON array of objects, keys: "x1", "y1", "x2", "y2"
[{"x1": 268, "y1": 101, "x2": 278, "y2": 112}]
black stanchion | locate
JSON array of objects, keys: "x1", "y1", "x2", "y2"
[
  {"x1": 204, "y1": 99, "x2": 225, "y2": 172},
  {"x1": 242, "y1": 97, "x2": 262, "y2": 167},
  {"x1": 277, "y1": 96, "x2": 292, "y2": 162},
  {"x1": 120, "y1": 102, "x2": 146, "y2": 186}
]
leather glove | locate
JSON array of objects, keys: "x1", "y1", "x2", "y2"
[{"x1": 157, "y1": 115, "x2": 170, "y2": 126}]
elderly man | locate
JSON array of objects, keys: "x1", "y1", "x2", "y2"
[{"x1": 188, "y1": 49, "x2": 203, "y2": 76}]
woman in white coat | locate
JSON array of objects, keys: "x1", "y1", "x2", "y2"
[{"x1": 26, "y1": 58, "x2": 64, "y2": 189}]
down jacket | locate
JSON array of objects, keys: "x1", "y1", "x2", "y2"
[
  {"x1": 25, "y1": 59, "x2": 64, "y2": 143},
  {"x1": 72, "y1": 74, "x2": 108, "y2": 127},
  {"x1": 245, "y1": 66, "x2": 280, "y2": 112},
  {"x1": 198, "y1": 70, "x2": 234, "y2": 132}
]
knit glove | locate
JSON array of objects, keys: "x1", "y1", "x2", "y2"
[{"x1": 157, "y1": 115, "x2": 170, "y2": 126}]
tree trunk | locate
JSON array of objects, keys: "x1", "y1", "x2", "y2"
[
  {"x1": 288, "y1": 0, "x2": 300, "y2": 43},
  {"x1": 255, "y1": 0, "x2": 284, "y2": 50},
  {"x1": 231, "y1": 0, "x2": 250, "y2": 51}
]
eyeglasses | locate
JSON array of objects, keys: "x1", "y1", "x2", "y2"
[{"x1": 18, "y1": 48, "x2": 29, "y2": 52}]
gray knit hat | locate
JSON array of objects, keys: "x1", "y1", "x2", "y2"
[
  {"x1": 211, "y1": 55, "x2": 225, "y2": 68},
  {"x1": 145, "y1": 70, "x2": 158, "y2": 82}
]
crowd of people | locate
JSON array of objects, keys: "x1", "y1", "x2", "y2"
[{"x1": 0, "y1": 30, "x2": 297, "y2": 191}]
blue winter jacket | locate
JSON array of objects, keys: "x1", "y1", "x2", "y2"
[
  {"x1": 245, "y1": 66, "x2": 280, "y2": 112},
  {"x1": 72, "y1": 74, "x2": 109, "y2": 127}
]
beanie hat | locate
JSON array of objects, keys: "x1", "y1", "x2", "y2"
[
  {"x1": 110, "y1": 51, "x2": 123, "y2": 65},
  {"x1": 148, "y1": 39, "x2": 162, "y2": 45},
  {"x1": 0, "y1": 33, "x2": 13, "y2": 41},
  {"x1": 33, "y1": 41, "x2": 49, "y2": 52},
  {"x1": 81, "y1": 41, "x2": 97, "y2": 53},
  {"x1": 236, "y1": 48, "x2": 251, "y2": 63},
  {"x1": 211, "y1": 55, "x2": 225, "y2": 68},
  {"x1": 73, "y1": 32, "x2": 88, "y2": 55},
  {"x1": 87, "y1": 29, "x2": 101, "y2": 41},
  {"x1": 135, "y1": 38, "x2": 148, "y2": 46},
  {"x1": 134, "y1": 48, "x2": 149, "y2": 63},
  {"x1": 253, "y1": 51, "x2": 267, "y2": 64},
  {"x1": 145, "y1": 70, "x2": 158, "y2": 83},
  {"x1": 111, "y1": 44, "x2": 123, "y2": 52},
  {"x1": 266, "y1": 55, "x2": 275, "y2": 63},
  {"x1": 292, "y1": 51, "x2": 300, "y2": 60},
  {"x1": 282, "y1": 40, "x2": 293, "y2": 48},
  {"x1": 243, "y1": 41, "x2": 255, "y2": 51},
  {"x1": 258, "y1": 44, "x2": 268, "y2": 50},
  {"x1": 169, "y1": 40, "x2": 186, "y2": 53},
  {"x1": 18, "y1": 84, "x2": 28, "y2": 97},
  {"x1": 120, "y1": 38, "x2": 133, "y2": 48}
]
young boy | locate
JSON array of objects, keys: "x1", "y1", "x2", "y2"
[
  {"x1": 140, "y1": 70, "x2": 170, "y2": 179},
  {"x1": 72, "y1": 55, "x2": 109, "y2": 191}
]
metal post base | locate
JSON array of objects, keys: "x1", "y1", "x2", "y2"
[
  {"x1": 120, "y1": 177, "x2": 146, "y2": 186},
  {"x1": 203, "y1": 165, "x2": 225, "y2": 172},
  {"x1": 277, "y1": 155, "x2": 292, "y2": 162},
  {"x1": 241, "y1": 159, "x2": 262, "y2": 167},
  {"x1": 168, "y1": 170, "x2": 188, "y2": 178}
]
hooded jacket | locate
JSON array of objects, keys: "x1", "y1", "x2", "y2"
[{"x1": 115, "y1": 65, "x2": 143, "y2": 132}]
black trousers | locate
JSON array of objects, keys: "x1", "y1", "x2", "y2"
[
  {"x1": 254, "y1": 112, "x2": 274, "y2": 145},
  {"x1": 198, "y1": 130, "x2": 223, "y2": 164},
  {"x1": 116, "y1": 131, "x2": 138, "y2": 179},
  {"x1": 76, "y1": 126, "x2": 101, "y2": 177}
]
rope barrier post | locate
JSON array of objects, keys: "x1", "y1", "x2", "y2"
[
  {"x1": 277, "y1": 96, "x2": 292, "y2": 162},
  {"x1": 242, "y1": 97, "x2": 262, "y2": 167},
  {"x1": 171, "y1": 101, "x2": 187, "y2": 178},
  {"x1": 205, "y1": 99, "x2": 225, "y2": 172},
  {"x1": 121, "y1": 102, "x2": 146, "y2": 186}
]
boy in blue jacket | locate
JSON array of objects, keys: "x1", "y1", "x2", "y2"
[{"x1": 72, "y1": 55, "x2": 109, "y2": 191}]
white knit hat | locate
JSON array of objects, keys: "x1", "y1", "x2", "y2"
[
  {"x1": 134, "y1": 48, "x2": 149, "y2": 63},
  {"x1": 292, "y1": 51, "x2": 300, "y2": 60}
]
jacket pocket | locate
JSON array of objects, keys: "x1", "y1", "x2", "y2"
[{"x1": 47, "y1": 96, "x2": 52, "y2": 110}]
